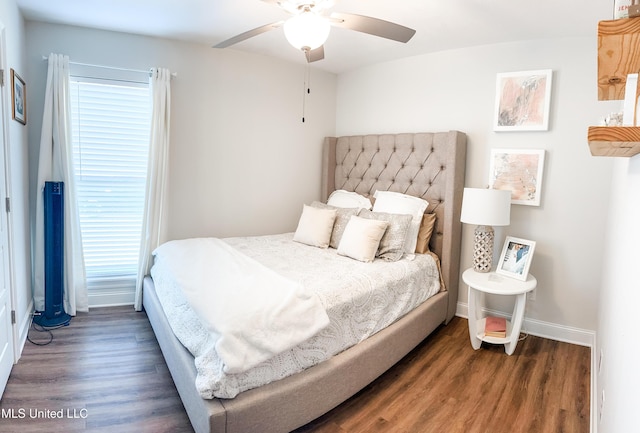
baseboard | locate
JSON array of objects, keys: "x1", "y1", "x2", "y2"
[
  {"x1": 15, "y1": 298, "x2": 34, "y2": 362},
  {"x1": 456, "y1": 302, "x2": 595, "y2": 348},
  {"x1": 591, "y1": 333, "x2": 598, "y2": 433}
]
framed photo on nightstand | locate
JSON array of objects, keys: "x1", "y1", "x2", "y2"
[{"x1": 496, "y1": 236, "x2": 536, "y2": 281}]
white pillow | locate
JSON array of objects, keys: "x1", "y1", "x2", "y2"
[
  {"x1": 293, "y1": 204, "x2": 337, "y2": 248},
  {"x1": 372, "y1": 191, "x2": 429, "y2": 254},
  {"x1": 337, "y1": 215, "x2": 388, "y2": 262},
  {"x1": 327, "y1": 190, "x2": 372, "y2": 210}
]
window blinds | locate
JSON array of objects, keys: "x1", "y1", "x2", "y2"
[{"x1": 70, "y1": 78, "x2": 151, "y2": 294}]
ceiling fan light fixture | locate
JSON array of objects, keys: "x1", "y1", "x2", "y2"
[{"x1": 283, "y1": 11, "x2": 330, "y2": 51}]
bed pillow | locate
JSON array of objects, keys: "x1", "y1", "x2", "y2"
[
  {"x1": 327, "y1": 190, "x2": 372, "y2": 210},
  {"x1": 293, "y1": 204, "x2": 337, "y2": 248},
  {"x1": 415, "y1": 212, "x2": 437, "y2": 254},
  {"x1": 358, "y1": 209, "x2": 412, "y2": 262},
  {"x1": 337, "y1": 216, "x2": 388, "y2": 262},
  {"x1": 311, "y1": 201, "x2": 359, "y2": 249},
  {"x1": 372, "y1": 191, "x2": 429, "y2": 254}
]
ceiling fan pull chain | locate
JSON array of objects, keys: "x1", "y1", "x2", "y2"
[
  {"x1": 301, "y1": 74, "x2": 306, "y2": 123},
  {"x1": 302, "y1": 49, "x2": 312, "y2": 123},
  {"x1": 306, "y1": 59, "x2": 312, "y2": 94}
]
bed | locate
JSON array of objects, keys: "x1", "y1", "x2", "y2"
[{"x1": 142, "y1": 130, "x2": 467, "y2": 433}]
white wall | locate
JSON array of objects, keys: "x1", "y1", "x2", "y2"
[
  {"x1": 0, "y1": 0, "x2": 32, "y2": 357},
  {"x1": 25, "y1": 21, "x2": 337, "y2": 243},
  {"x1": 22, "y1": 22, "x2": 616, "y2": 338},
  {"x1": 597, "y1": 157, "x2": 640, "y2": 431},
  {"x1": 336, "y1": 37, "x2": 616, "y2": 336}
]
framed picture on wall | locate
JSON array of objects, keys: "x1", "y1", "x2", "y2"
[
  {"x1": 496, "y1": 236, "x2": 536, "y2": 281},
  {"x1": 493, "y1": 69, "x2": 552, "y2": 131},
  {"x1": 489, "y1": 148, "x2": 545, "y2": 206},
  {"x1": 11, "y1": 69, "x2": 26, "y2": 125}
]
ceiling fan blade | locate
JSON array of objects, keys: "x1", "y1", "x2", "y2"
[
  {"x1": 213, "y1": 21, "x2": 285, "y2": 48},
  {"x1": 329, "y1": 12, "x2": 416, "y2": 43},
  {"x1": 306, "y1": 45, "x2": 325, "y2": 62}
]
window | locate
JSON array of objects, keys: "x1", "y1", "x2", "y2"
[{"x1": 70, "y1": 68, "x2": 151, "y2": 305}]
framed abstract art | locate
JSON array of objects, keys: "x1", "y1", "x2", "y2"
[
  {"x1": 493, "y1": 69, "x2": 552, "y2": 131},
  {"x1": 489, "y1": 149, "x2": 545, "y2": 206}
]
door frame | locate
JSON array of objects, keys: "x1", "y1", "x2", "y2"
[{"x1": 0, "y1": 20, "x2": 18, "y2": 377}]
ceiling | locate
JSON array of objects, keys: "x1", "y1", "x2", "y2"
[{"x1": 16, "y1": 0, "x2": 613, "y2": 74}]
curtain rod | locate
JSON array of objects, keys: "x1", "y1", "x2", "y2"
[{"x1": 41, "y1": 55, "x2": 177, "y2": 78}]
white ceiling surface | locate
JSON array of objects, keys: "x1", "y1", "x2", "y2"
[{"x1": 17, "y1": 0, "x2": 613, "y2": 74}]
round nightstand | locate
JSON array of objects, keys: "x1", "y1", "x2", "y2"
[{"x1": 462, "y1": 268, "x2": 537, "y2": 355}]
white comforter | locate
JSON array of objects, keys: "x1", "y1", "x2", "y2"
[
  {"x1": 152, "y1": 238, "x2": 330, "y2": 374},
  {"x1": 150, "y1": 233, "x2": 441, "y2": 399}
]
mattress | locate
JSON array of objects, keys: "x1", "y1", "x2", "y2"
[{"x1": 150, "y1": 233, "x2": 441, "y2": 399}]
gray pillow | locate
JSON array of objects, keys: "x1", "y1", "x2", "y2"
[
  {"x1": 358, "y1": 209, "x2": 412, "y2": 262},
  {"x1": 311, "y1": 201, "x2": 359, "y2": 249}
]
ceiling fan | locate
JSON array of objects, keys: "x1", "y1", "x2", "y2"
[{"x1": 213, "y1": 0, "x2": 416, "y2": 63}]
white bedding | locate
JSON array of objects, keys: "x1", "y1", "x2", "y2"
[
  {"x1": 152, "y1": 238, "x2": 330, "y2": 374},
  {"x1": 150, "y1": 233, "x2": 441, "y2": 399}
]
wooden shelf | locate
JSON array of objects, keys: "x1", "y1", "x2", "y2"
[
  {"x1": 598, "y1": 17, "x2": 640, "y2": 100},
  {"x1": 590, "y1": 19, "x2": 640, "y2": 157},
  {"x1": 588, "y1": 126, "x2": 640, "y2": 157}
]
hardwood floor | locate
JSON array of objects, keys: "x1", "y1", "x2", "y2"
[
  {"x1": 293, "y1": 316, "x2": 591, "y2": 433},
  {"x1": 0, "y1": 307, "x2": 590, "y2": 433},
  {"x1": 0, "y1": 307, "x2": 192, "y2": 433}
]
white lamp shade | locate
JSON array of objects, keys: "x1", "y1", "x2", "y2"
[
  {"x1": 284, "y1": 12, "x2": 331, "y2": 50},
  {"x1": 460, "y1": 188, "x2": 511, "y2": 226}
]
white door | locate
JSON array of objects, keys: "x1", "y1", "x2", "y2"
[{"x1": 0, "y1": 25, "x2": 15, "y2": 398}]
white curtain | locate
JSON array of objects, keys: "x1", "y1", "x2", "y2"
[
  {"x1": 34, "y1": 53, "x2": 88, "y2": 315},
  {"x1": 134, "y1": 67, "x2": 171, "y2": 311}
]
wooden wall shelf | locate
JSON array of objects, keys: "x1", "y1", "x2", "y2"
[
  {"x1": 588, "y1": 126, "x2": 640, "y2": 157},
  {"x1": 590, "y1": 18, "x2": 640, "y2": 157},
  {"x1": 598, "y1": 17, "x2": 640, "y2": 100}
]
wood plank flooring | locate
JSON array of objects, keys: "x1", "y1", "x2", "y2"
[
  {"x1": 293, "y1": 316, "x2": 591, "y2": 433},
  {"x1": 0, "y1": 307, "x2": 192, "y2": 433},
  {"x1": 0, "y1": 307, "x2": 590, "y2": 433}
]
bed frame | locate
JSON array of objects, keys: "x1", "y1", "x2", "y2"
[{"x1": 143, "y1": 131, "x2": 467, "y2": 433}]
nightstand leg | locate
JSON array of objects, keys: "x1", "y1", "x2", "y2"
[
  {"x1": 505, "y1": 293, "x2": 527, "y2": 355},
  {"x1": 467, "y1": 286, "x2": 483, "y2": 350}
]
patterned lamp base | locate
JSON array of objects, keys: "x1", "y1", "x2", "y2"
[{"x1": 473, "y1": 225, "x2": 494, "y2": 272}]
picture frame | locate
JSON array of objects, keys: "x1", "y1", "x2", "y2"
[
  {"x1": 496, "y1": 236, "x2": 536, "y2": 281},
  {"x1": 489, "y1": 148, "x2": 545, "y2": 206},
  {"x1": 493, "y1": 69, "x2": 552, "y2": 131},
  {"x1": 11, "y1": 69, "x2": 26, "y2": 125}
]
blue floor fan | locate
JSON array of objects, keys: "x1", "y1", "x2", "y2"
[{"x1": 34, "y1": 181, "x2": 71, "y2": 327}]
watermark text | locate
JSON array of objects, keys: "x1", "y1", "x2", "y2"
[{"x1": 1, "y1": 407, "x2": 88, "y2": 420}]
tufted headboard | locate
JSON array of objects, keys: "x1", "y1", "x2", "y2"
[{"x1": 321, "y1": 131, "x2": 467, "y2": 322}]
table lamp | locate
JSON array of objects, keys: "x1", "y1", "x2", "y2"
[{"x1": 460, "y1": 187, "x2": 511, "y2": 272}]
